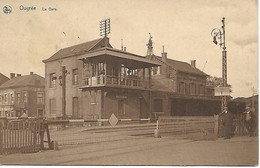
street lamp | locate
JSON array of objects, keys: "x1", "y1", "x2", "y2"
[{"x1": 211, "y1": 17, "x2": 228, "y2": 113}]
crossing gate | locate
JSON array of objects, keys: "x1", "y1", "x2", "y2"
[
  {"x1": 0, "y1": 119, "x2": 43, "y2": 155},
  {"x1": 158, "y1": 116, "x2": 219, "y2": 140}
]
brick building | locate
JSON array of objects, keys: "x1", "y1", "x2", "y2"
[
  {"x1": 147, "y1": 51, "x2": 221, "y2": 116},
  {"x1": 43, "y1": 37, "x2": 160, "y2": 119},
  {"x1": 0, "y1": 72, "x2": 45, "y2": 117},
  {"x1": 43, "y1": 36, "x2": 221, "y2": 120}
]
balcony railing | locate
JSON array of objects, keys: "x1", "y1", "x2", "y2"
[{"x1": 82, "y1": 75, "x2": 149, "y2": 89}]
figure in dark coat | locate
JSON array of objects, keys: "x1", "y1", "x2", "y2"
[
  {"x1": 222, "y1": 107, "x2": 233, "y2": 139},
  {"x1": 244, "y1": 107, "x2": 257, "y2": 137}
]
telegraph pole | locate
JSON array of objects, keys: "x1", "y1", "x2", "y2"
[{"x1": 100, "y1": 18, "x2": 111, "y2": 37}]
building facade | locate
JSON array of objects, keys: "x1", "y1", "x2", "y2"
[
  {"x1": 43, "y1": 37, "x2": 160, "y2": 119},
  {"x1": 0, "y1": 73, "x2": 45, "y2": 117},
  {"x1": 146, "y1": 50, "x2": 221, "y2": 117}
]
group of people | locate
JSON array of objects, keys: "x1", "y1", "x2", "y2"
[{"x1": 221, "y1": 106, "x2": 257, "y2": 139}]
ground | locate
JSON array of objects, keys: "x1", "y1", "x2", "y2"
[{"x1": 0, "y1": 124, "x2": 258, "y2": 166}]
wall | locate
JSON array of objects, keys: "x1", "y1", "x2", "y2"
[{"x1": 45, "y1": 57, "x2": 83, "y2": 118}]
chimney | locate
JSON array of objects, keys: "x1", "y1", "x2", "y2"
[
  {"x1": 17, "y1": 74, "x2": 21, "y2": 77},
  {"x1": 161, "y1": 46, "x2": 167, "y2": 62},
  {"x1": 10, "y1": 73, "x2": 15, "y2": 79},
  {"x1": 191, "y1": 60, "x2": 196, "y2": 68},
  {"x1": 30, "y1": 72, "x2": 34, "y2": 75},
  {"x1": 124, "y1": 47, "x2": 126, "y2": 52}
]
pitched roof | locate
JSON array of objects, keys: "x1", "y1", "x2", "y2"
[
  {"x1": 154, "y1": 56, "x2": 207, "y2": 76},
  {"x1": 0, "y1": 74, "x2": 45, "y2": 89},
  {"x1": 43, "y1": 37, "x2": 112, "y2": 63},
  {"x1": 0, "y1": 73, "x2": 9, "y2": 86}
]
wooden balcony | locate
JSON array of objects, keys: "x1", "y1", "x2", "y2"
[{"x1": 80, "y1": 75, "x2": 150, "y2": 90}]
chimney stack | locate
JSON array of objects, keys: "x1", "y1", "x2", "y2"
[
  {"x1": 161, "y1": 45, "x2": 167, "y2": 62},
  {"x1": 17, "y1": 74, "x2": 21, "y2": 77},
  {"x1": 124, "y1": 47, "x2": 126, "y2": 52},
  {"x1": 10, "y1": 73, "x2": 15, "y2": 79},
  {"x1": 191, "y1": 60, "x2": 196, "y2": 68},
  {"x1": 30, "y1": 72, "x2": 34, "y2": 75}
]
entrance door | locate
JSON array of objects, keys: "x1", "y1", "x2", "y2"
[{"x1": 140, "y1": 98, "x2": 148, "y2": 118}]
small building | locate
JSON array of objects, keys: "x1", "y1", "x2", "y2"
[{"x1": 0, "y1": 72, "x2": 45, "y2": 117}]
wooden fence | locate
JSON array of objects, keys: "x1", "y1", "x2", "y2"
[
  {"x1": 158, "y1": 116, "x2": 218, "y2": 140},
  {"x1": 0, "y1": 119, "x2": 43, "y2": 155}
]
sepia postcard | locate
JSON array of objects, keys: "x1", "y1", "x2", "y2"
[{"x1": 0, "y1": 0, "x2": 258, "y2": 166}]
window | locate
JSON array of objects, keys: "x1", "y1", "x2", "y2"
[
  {"x1": 72, "y1": 97, "x2": 79, "y2": 118},
  {"x1": 10, "y1": 93, "x2": 14, "y2": 104},
  {"x1": 72, "y1": 69, "x2": 79, "y2": 85},
  {"x1": 22, "y1": 92, "x2": 27, "y2": 103},
  {"x1": 154, "y1": 99, "x2": 163, "y2": 112},
  {"x1": 0, "y1": 95, "x2": 2, "y2": 104},
  {"x1": 37, "y1": 92, "x2": 44, "y2": 104},
  {"x1": 49, "y1": 99, "x2": 56, "y2": 114},
  {"x1": 199, "y1": 85, "x2": 205, "y2": 95},
  {"x1": 50, "y1": 73, "x2": 56, "y2": 88},
  {"x1": 4, "y1": 94, "x2": 7, "y2": 104},
  {"x1": 118, "y1": 100, "x2": 126, "y2": 115},
  {"x1": 152, "y1": 66, "x2": 160, "y2": 75},
  {"x1": 17, "y1": 93, "x2": 21, "y2": 104},
  {"x1": 179, "y1": 82, "x2": 185, "y2": 93}
]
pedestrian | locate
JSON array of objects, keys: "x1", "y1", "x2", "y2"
[
  {"x1": 244, "y1": 106, "x2": 257, "y2": 137},
  {"x1": 222, "y1": 107, "x2": 233, "y2": 139}
]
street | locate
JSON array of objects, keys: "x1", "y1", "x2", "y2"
[{"x1": 0, "y1": 131, "x2": 258, "y2": 166}]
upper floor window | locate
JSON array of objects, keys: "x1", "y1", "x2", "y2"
[
  {"x1": 50, "y1": 73, "x2": 56, "y2": 88},
  {"x1": 72, "y1": 69, "x2": 79, "y2": 85},
  {"x1": 10, "y1": 93, "x2": 14, "y2": 104},
  {"x1": 37, "y1": 92, "x2": 44, "y2": 104},
  {"x1": 4, "y1": 94, "x2": 8, "y2": 104},
  {"x1": 199, "y1": 85, "x2": 205, "y2": 95},
  {"x1": 0, "y1": 95, "x2": 2, "y2": 104},
  {"x1": 179, "y1": 82, "x2": 185, "y2": 93},
  {"x1": 152, "y1": 66, "x2": 160, "y2": 75},
  {"x1": 17, "y1": 93, "x2": 21, "y2": 104},
  {"x1": 23, "y1": 92, "x2": 27, "y2": 103}
]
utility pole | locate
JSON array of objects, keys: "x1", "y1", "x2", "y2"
[
  {"x1": 61, "y1": 66, "x2": 67, "y2": 119},
  {"x1": 100, "y1": 18, "x2": 111, "y2": 37},
  {"x1": 211, "y1": 17, "x2": 228, "y2": 113}
]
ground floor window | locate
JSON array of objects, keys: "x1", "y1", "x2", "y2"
[
  {"x1": 153, "y1": 99, "x2": 163, "y2": 112},
  {"x1": 49, "y1": 99, "x2": 56, "y2": 115}
]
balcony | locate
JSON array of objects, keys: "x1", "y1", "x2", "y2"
[{"x1": 81, "y1": 75, "x2": 149, "y2": 90}]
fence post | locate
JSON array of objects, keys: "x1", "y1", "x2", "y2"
[{"x1": 214, "y1": 115, "x2": 219, "y2": 139}]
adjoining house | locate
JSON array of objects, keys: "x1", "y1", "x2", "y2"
[
  {"x1": 0, "y1": 73, "x2": 9, "y2": 86},
  {"x1": 146, "y1": 51, "x2": 221, "y2": 116},
  {"x1": 43, "y1": 36, "x2": 221, "y2": 120},
  {"x1": 0, "y1": 72, "x2": 45, "y2": 117},
  {"x1": 43, "y1": 37, "x2": 161, "y2": 119}
]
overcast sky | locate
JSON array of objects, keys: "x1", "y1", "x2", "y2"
[{"x1": 0, "y1": 0, "x2": 258, "y2": 98}]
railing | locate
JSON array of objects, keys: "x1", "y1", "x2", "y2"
[{"x1": 82, "y1": 75, "x2": 149, "y2": 89}]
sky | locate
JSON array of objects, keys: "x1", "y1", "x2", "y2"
[{"x1": 0, "y1": 0, "x2": 258, "y2": 98}]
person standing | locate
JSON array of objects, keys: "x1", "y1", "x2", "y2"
[
  {"x1": 244, "y1": 106, "x2": 257, "y2": 137},
  {"x1": 222, "y1": 107, "x2": 234, "y2": 139}
]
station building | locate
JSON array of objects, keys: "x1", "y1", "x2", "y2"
[{"x1": 43, "y1": 36, "x2": 221, "y2": 120}]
